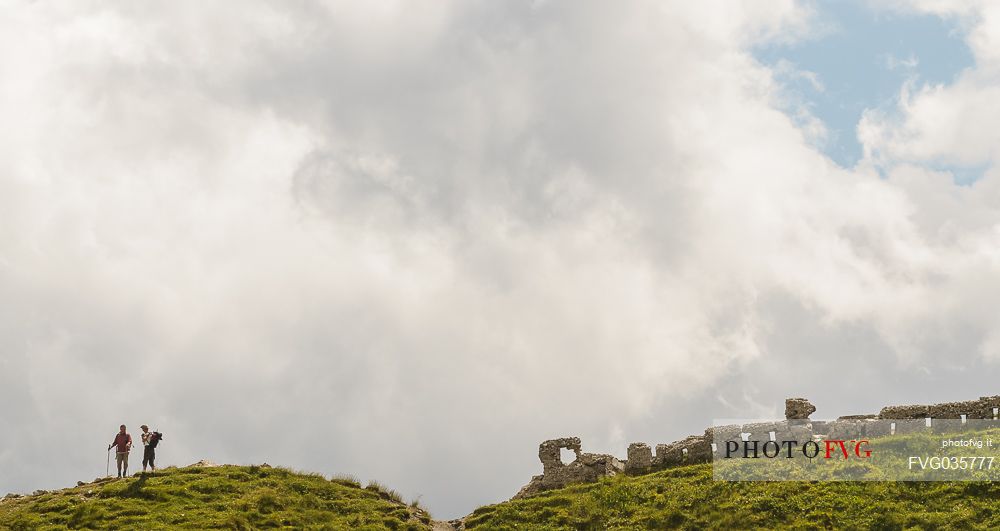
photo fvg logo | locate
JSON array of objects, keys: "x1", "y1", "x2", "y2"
[{"x1": 723, "y1": 439, "x2": 872, "y2": 459}]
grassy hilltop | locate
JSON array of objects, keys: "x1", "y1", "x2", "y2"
[
  {"x1": 0, "y1": 464, "x2": 432, "y2": 530},
  {"x1": 465, "y1": 464, "x2": 1000, "y2": 530},
  {"x1": 464, "y1": 423, "x2": 1000, "y2": 529}
]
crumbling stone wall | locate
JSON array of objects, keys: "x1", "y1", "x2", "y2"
[
  {"x1": 878, "y1": 396, "x2": 1000, "y2": 420},
  {"x1": 625, "y1": 443, "x2": 652, "y2": 474},
  {"x1": 513, "y1": 437, "x2": 624, "y2": 499},
  {"x1": 514, "y1": 394, "x2": 1000, "y2": 498},
  {"x1": 538, "y1": 437, "x2": 581, "y2": 475}
]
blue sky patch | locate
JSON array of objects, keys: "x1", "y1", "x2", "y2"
[{"x1": 754, "y1": 0, "x2": 973, "y2": 169}]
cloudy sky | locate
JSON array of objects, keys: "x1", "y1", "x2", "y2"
[{"x1": 2, "y1": 0, "x2": 1000, "y2": 519}]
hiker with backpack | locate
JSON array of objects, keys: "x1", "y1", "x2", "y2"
[
  {"x1": 140, "y1": 425, "x2": 163, "y2": 474},
  {"x1": 108, "y1": 425, "x2": 132, "y2": 478}
]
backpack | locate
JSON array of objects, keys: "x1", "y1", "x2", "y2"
[{"x1": 150, "y1": 432, "x2": 163, "y2": 449}]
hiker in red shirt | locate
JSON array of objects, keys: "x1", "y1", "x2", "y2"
[{"x1": 108, "y1": 424, "x2": 132, "y2": 478}]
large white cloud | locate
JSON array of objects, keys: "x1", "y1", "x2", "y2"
[
  {"x1": 856, "y1": 0, "x2": 1000, "y2": 361},
  {"x1": 860, "y1": 0, "x2": 1000, "y2": 167},
  {"x1": 1, "y1": 0, "x2": 998, "y2": 518}
]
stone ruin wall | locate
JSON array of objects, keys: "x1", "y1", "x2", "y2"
[{"x1": 514, "y1": 394, "x2": 1000, "y2": 499}]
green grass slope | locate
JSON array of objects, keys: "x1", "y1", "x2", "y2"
[
  {"x1": 466, "y1": 464, "x2": 1000, "y2": 530},
  {"x1": 0, "y1": 465, "x2": 432, "y2": 530}
]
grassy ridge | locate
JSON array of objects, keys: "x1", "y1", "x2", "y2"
[
  {"x1": 715, "y1": 426, "x2": 1000, "y2": 482},
  {"x1": 467, "y1": 425, "x2": 1000, "y2": 529},
  {"x1": 0, "y1": 465, "x2": 432, "y2": 530},
  {"x1": 465, "y1": 464, "x2": 1000, "y2": 529}
]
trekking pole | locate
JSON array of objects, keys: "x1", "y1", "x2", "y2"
[{"x1": 106, "y1": 446, "x2": 111, "y2": 477}]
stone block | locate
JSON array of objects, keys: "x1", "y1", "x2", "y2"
[
  {"x1": 625, "y1": 443, "x2": 653, "y2": 474},
  {"x1": 785, "y1": 398, "x2": 816, "y2": 420}
]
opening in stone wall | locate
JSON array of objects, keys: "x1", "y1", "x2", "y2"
[{"x1": 560, "y1": 448, "x2": 577, "y2": 465}]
